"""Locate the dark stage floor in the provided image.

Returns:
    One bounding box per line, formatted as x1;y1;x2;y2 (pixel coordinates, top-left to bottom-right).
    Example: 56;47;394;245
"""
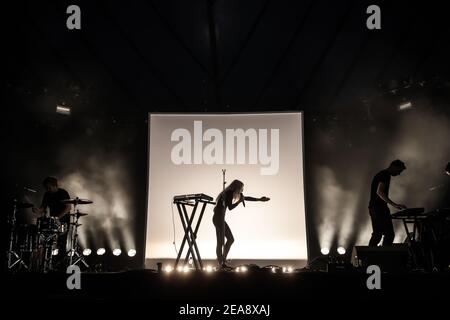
3;268;450;302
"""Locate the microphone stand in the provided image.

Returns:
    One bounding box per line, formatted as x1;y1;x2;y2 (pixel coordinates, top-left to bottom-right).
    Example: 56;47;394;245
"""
222;169;226;207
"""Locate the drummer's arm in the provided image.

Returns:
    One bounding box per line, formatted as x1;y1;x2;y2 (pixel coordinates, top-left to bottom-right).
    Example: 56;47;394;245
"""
32;207;45;215
33;195;47;215
57;204;71;219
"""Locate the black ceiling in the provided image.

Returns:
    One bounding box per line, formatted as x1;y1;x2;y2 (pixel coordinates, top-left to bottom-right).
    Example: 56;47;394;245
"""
3;0;450;115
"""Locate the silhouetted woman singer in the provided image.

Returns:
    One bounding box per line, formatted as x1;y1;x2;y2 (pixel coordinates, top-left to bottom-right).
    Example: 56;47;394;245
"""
213;179;270;269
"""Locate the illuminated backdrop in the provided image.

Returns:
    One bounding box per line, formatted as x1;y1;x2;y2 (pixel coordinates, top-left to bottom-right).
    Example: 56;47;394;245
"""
146;113;307;263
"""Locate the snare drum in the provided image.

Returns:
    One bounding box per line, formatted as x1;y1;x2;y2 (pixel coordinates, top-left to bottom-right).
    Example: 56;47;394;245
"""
37;216;61;234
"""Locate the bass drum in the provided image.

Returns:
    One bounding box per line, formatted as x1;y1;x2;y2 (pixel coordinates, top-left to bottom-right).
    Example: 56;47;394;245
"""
37;216;61;234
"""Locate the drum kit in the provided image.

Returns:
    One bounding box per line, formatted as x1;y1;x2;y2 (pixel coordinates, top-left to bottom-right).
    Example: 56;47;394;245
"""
6;197;93;273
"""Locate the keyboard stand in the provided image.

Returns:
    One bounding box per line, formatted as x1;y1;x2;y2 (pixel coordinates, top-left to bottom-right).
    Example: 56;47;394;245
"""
173;196;215;270
393;215;427;270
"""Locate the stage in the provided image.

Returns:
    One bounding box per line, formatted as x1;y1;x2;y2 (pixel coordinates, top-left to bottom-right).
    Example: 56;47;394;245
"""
4;268;450;302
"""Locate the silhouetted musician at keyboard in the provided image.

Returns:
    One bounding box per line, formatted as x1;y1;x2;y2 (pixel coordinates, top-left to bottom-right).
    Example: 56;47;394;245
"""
368;160;408;247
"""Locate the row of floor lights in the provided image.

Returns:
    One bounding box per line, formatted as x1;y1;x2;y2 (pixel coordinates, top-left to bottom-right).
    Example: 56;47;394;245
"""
80;248;137;257
162;264;295;274
321;247;347;255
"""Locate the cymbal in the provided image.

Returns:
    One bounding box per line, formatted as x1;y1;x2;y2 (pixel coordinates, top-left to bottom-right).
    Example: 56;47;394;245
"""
61;198;93;205
69;212;88;217
14;200;33;209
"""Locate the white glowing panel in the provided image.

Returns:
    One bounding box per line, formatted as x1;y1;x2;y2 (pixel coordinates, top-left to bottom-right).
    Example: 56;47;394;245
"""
146;113;307;260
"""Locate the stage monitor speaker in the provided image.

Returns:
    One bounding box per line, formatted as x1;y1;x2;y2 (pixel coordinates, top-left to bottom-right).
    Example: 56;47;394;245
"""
351;245;410;272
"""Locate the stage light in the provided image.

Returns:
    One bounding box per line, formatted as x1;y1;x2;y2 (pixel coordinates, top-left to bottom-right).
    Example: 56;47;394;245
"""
282;266;293;273
321;248;330;255
67;250;75;257
271;267;277;273
165;266;173;273
56;105;71;115
97;248;106;256
398;101;412;111
127;249;136;257
337;247;346;255
61;166;135;269
236;266;247;273
113;248;122;256
205;265;213;273
183;265;189;273
82;248;92;256
287;266;293;273
52;249;59;256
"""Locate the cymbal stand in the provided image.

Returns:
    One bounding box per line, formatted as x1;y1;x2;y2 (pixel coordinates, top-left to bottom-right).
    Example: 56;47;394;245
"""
40;230;58;273
67;207;89;269
6;199;28;271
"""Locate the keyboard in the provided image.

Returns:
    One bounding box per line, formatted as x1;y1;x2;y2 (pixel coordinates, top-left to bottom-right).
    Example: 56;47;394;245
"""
391;207;426;219
173;193;214;202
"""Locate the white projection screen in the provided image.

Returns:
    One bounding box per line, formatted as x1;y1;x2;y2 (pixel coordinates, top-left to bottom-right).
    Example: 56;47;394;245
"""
146;112;307;268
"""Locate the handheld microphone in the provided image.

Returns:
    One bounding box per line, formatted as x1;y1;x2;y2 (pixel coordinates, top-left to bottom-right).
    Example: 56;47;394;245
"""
241;193;245;207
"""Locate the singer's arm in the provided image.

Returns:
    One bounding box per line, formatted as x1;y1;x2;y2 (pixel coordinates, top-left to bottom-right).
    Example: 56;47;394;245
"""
244;196;270;202
227;202;241;210
226;193;241;211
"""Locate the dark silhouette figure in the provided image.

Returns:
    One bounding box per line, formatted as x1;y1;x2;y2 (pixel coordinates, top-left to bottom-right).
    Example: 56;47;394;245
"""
213;180;269;268
32;176;71;221
32;176;71;261
368;160;407;246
